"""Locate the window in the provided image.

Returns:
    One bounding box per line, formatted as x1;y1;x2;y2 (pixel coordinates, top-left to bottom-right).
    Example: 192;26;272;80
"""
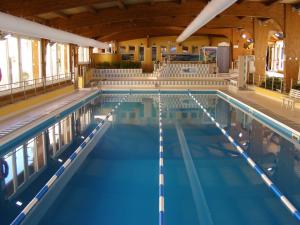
20;38;34;82
3;134;46;197
270;40;284;72
182;46;189;54
78;47;90;63
0;39;9;89
129;46;135;54
119;46;126;54
139;46;144;62
152;47;157;61
0;36;42;90
161;46;167;55
92;48;99;53
48;123;60;156
15;146;25;187
192;46;199;54
60;115;73;147
4;153;14;196
27;139;37;177
8;36;20;86
46;42;70;79
46;42;57;78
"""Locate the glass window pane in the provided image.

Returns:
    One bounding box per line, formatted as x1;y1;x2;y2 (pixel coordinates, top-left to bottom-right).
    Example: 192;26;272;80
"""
21;38;33;82
36;133;45;169
27;139;36;177
48;126;54;156
152;47;157;61
3;153;14;196
15;146;25;187
8;36;20;85
139;47;144;62
46;44;52;77
51;43;57;76
0;39;9;89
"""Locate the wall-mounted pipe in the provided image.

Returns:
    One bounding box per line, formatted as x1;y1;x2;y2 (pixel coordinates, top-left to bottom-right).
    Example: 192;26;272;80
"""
0;12;108;49
176;0;237;43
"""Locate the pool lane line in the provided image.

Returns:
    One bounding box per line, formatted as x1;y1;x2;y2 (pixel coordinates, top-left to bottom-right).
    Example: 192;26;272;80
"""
188;92;300;222
158;93;165;225
11;94;129;225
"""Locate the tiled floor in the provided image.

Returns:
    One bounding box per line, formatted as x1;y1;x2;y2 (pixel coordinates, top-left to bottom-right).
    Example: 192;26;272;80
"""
225;89;300;132
0;89;96;140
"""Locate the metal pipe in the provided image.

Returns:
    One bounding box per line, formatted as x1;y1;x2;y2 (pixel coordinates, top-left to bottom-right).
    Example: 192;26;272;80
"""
0;12;108;49
176;0;237;42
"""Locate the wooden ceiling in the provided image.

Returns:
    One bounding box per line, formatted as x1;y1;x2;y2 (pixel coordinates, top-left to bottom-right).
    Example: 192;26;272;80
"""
0;0;298;42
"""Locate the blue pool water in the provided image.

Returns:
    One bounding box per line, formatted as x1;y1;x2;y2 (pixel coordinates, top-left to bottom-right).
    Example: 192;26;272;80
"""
3;92;300;225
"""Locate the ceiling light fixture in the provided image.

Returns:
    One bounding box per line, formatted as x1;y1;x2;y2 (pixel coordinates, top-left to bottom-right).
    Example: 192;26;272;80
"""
0;12;108;49
176;0;237;43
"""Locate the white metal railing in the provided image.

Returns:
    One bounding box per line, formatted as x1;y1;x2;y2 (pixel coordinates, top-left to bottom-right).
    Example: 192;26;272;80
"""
0;73;73;97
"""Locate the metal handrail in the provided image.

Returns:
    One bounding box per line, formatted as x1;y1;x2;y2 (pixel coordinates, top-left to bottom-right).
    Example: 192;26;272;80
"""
0;73;73;97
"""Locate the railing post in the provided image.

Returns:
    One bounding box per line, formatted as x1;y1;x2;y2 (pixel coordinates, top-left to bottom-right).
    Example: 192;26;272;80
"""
34;79;37;95
23;81;26;99
265;75;267;89
10;83;14;103
43;77;46;93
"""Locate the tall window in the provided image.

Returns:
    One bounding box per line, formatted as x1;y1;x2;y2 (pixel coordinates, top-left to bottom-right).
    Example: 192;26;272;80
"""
0;35;41;89
57;44;70;75
0;39;9;89
20;39;33;82
139;46;144;62
78;47;90;63
182;46;189;54
3;134;46;197
46;42;70;78
161;46;167;55
192;46;199;54
270;40;284;72
119;46;126;54
152;47;157;61
8;36;20;85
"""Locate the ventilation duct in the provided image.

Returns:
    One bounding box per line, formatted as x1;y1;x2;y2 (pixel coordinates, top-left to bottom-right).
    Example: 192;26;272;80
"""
176;0;237;43
0;12;108;49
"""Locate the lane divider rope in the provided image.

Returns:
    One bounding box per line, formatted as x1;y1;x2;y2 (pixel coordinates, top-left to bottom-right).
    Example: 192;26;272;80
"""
11;94;129;225
188;92;300;222
158;93;165;225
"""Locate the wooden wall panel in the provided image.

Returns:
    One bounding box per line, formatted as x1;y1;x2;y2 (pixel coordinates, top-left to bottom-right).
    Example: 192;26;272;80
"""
254;19;270;85
284;5;300;90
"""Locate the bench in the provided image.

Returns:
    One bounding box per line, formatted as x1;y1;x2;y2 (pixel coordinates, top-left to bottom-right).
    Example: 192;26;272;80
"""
282;89;300;110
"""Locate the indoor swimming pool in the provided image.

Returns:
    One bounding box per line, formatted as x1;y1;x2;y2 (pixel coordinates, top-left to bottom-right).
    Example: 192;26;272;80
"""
2;91;300;225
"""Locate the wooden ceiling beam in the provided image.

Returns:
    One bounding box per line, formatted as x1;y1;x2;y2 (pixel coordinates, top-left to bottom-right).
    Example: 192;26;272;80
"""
70;15;254;38
46;1;283;31
47;1;206;30
97;26;231;42
0;0;111;17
